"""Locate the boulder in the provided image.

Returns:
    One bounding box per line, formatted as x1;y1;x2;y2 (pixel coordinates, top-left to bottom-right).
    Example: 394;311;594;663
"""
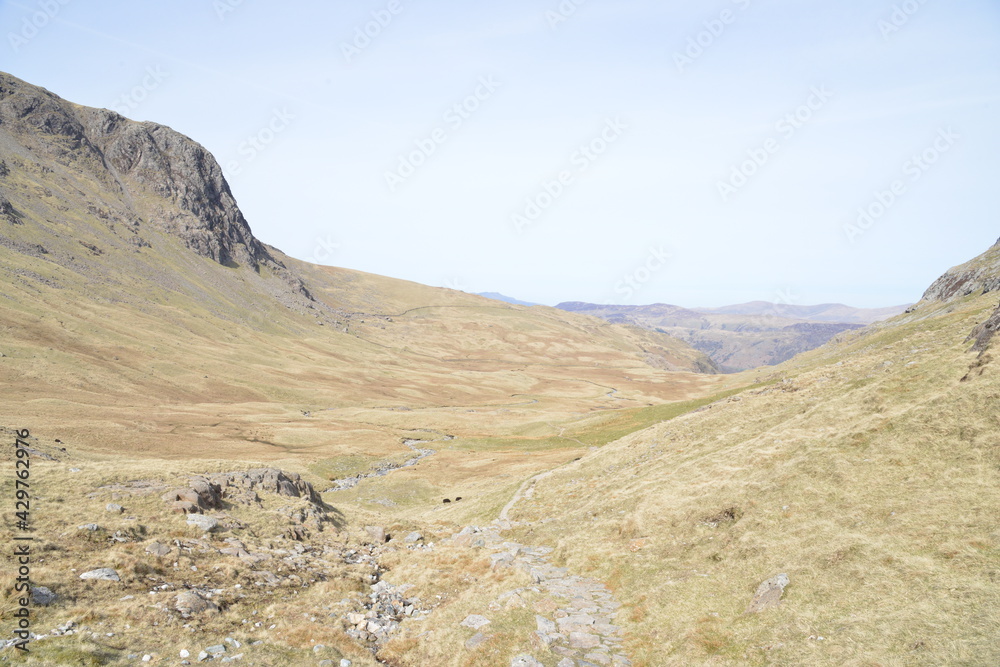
79;568;120;582
175;590;219;615
365;526;387;544
30;586;57;605
186;515;219;532
145;542;171;557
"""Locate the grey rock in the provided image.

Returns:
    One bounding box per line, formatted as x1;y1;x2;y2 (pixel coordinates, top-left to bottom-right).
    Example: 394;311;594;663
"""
747;573;790;613
175;590;219;615
145;542;171;557
105;503;124;513
535;615;556;634
364;526;387;544
464;632;491;650
340;660;353;667
79;568;120;581
569;631;601;649
30;586;57;605
204;643;226;655
460;614;491;630
404;531;423;543
77;523;100;532
510;654;543;667
558;660;576;667
186;515;219;532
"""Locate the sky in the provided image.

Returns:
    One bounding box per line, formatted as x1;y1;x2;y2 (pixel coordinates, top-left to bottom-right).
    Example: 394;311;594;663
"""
2;0;998;308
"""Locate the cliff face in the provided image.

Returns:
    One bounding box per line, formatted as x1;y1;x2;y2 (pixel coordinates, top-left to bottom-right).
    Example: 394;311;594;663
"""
0;71;269;271
922;238;1000;302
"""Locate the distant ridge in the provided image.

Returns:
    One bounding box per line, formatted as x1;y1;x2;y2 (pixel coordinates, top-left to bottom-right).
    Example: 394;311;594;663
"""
556;300;909;372
478;292;539;307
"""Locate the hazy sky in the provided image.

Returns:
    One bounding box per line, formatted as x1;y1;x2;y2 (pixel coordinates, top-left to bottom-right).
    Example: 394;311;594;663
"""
3;0;999;307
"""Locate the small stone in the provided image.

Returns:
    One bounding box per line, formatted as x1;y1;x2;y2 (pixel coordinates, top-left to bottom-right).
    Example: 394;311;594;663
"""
146;542;171;557
364;525;387;544
464;632;491;650
404;531;424;543
106;503;124;513
78;523;100;532
746;573;790;613
187;515;219;532
176;591;219;615
142;656;151;663
180;649;190;658
340;660;353;667
79;568;120;582
460;614;491;630
510;654;543;667
197;651;208;662
204;644;226;655
30;586;57;606
558;660;575;667
569;631;601;649
535;615;556;634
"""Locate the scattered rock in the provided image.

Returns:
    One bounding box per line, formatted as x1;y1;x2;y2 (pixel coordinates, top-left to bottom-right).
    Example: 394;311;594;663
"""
78;523;100;532
464;632;491;650
460;614;491;630
146;542;171;557
175;590;220;615
536;615;556;634
186;515;219;533
404;531;423;543
79;568;120;582
569;631;601;649
746;573;790;613
364;526;387;544
511;654;543;667
180;649;190;659
105;503;124;513
30;586;57;605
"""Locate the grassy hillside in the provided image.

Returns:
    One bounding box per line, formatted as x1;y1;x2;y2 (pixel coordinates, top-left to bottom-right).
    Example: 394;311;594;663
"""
497;292;1000;666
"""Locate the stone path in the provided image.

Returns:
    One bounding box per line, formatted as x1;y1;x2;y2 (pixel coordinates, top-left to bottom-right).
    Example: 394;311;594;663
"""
454;518;632;666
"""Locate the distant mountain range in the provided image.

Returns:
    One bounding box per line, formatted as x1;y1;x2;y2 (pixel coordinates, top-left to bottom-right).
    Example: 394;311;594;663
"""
477;292;540;307
556;301;911;373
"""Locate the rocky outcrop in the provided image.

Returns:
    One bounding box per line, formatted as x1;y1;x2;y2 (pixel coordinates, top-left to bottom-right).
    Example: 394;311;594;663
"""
0;72;268;271
210;468;324;506
967;302;1000;353
922;238;1000;302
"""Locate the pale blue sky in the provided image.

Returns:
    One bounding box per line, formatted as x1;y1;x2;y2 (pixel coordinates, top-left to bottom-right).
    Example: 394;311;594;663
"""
2;0;998;307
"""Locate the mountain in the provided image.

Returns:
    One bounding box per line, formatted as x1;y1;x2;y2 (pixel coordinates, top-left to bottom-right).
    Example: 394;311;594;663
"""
555;301;909;372
477;292;540;307
694;301;910;325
